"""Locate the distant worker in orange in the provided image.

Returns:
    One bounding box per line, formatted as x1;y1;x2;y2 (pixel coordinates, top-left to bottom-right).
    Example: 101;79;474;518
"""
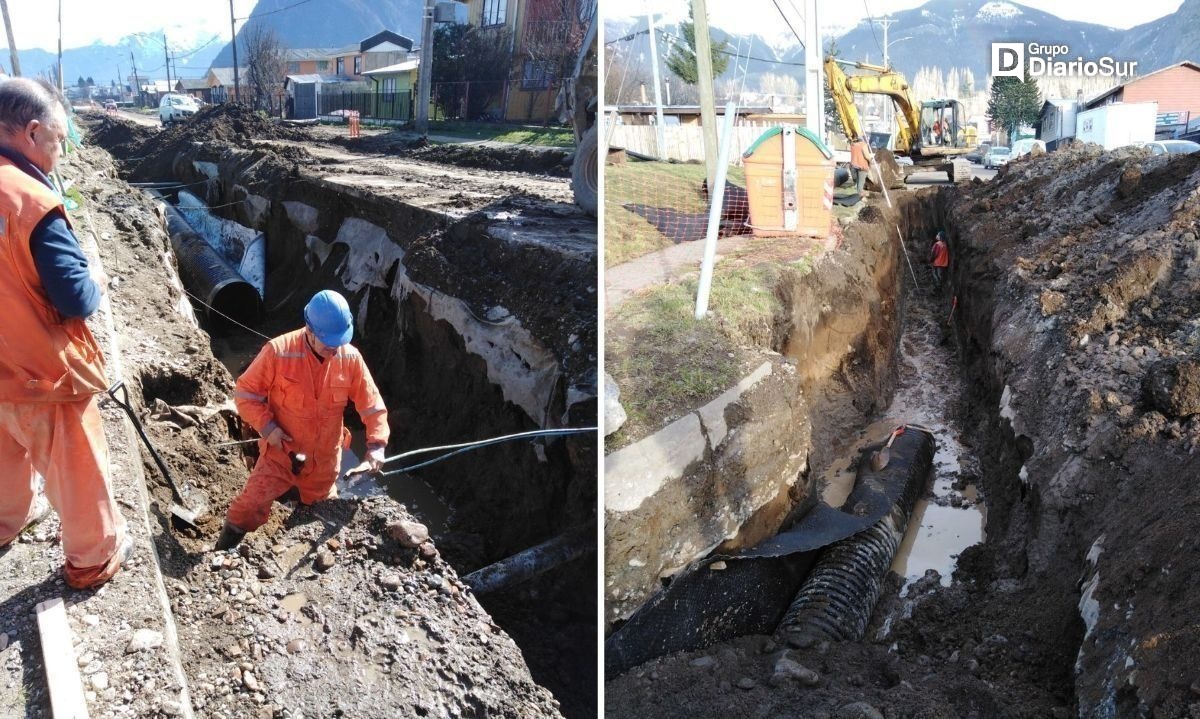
217;290;390;550
849;138;871;195
929;230;950;290
0;78;132;588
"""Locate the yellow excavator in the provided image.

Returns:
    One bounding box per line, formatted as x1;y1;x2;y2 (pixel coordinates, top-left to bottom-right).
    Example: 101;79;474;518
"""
825;56;976;185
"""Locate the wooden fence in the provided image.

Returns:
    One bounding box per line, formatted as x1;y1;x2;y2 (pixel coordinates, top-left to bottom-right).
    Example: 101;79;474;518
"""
604;122;824;164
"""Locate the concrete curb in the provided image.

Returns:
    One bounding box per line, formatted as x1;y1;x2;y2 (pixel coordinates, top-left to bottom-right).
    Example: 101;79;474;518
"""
605;361;774;514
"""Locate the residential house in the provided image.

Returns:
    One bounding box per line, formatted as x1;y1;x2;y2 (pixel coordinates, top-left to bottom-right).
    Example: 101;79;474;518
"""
1037;97;1082;150
362;59;420;121
205;67;248;103
1083;61;1200;139
328;30;415;83
284;48;339;76
465;0;593;123
174;78;212;103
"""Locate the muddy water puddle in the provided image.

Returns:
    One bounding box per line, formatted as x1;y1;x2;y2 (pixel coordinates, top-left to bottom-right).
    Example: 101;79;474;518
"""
819;296;985;588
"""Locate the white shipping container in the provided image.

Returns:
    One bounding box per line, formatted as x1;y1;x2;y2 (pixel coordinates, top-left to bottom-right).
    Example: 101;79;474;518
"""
1075;102;1158;150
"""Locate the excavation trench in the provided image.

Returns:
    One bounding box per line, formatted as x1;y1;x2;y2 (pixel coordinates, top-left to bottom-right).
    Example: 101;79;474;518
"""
170;162;595;716
607;185;1092;716
83;112;597;717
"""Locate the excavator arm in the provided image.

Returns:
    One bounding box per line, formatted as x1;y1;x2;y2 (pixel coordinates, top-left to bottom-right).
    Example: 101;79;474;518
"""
823;56;922;153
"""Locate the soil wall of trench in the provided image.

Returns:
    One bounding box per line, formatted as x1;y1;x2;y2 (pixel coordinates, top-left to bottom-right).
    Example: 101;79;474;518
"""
605;204;908;630
930;146;1200;717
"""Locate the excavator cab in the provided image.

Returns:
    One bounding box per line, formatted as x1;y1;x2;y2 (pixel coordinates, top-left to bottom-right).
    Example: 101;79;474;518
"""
917;100;967;151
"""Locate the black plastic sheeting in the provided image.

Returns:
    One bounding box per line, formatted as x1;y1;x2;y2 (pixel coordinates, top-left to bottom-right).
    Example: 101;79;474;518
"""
604;427;936;677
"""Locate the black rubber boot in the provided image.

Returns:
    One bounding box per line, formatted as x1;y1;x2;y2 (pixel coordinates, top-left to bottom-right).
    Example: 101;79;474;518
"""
214;522;246;551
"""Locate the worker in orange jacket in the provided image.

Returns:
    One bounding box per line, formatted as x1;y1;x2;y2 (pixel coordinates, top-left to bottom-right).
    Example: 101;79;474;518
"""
217;290;389;549
929;230;950;290
0;78;131;588
849;139;871;195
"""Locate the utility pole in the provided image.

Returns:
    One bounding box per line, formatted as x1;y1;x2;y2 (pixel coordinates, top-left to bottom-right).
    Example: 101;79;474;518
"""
691;0;719;188
56;0;63;91
229;0;239;102
876;15;895;131
803;0;823;139
163;31;171;91
131;51;140;106
1;0;20;76
646;13;667;157
415;0;434;134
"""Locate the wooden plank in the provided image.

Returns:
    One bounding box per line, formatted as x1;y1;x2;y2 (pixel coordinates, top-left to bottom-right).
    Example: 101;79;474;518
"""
35;598;90;719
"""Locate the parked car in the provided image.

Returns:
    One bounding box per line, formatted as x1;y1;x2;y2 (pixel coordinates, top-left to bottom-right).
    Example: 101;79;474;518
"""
159;94;199;125
1143;140;1200;156
966;142;992;164
1010;138;1046;159
103;99;117;112
983;146;1011;169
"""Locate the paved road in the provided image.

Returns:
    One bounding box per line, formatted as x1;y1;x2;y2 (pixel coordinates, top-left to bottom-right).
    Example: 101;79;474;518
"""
905;162;998;185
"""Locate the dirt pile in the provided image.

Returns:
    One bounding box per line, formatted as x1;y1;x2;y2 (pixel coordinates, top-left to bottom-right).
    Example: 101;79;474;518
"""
81;115;157;159
337;131;571;176
81;105;311;181
941;142;1200;717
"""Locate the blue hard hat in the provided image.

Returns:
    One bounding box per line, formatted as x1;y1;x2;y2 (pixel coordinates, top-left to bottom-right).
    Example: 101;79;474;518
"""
304;290;353;347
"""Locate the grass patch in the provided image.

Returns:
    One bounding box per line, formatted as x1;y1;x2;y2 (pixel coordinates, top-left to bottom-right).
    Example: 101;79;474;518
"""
428;120;574;147
605;159;746;267
606;263;784;449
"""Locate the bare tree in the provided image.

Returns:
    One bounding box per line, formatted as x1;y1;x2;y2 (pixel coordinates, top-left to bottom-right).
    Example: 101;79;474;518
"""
518;0;587;123
242;25;285;112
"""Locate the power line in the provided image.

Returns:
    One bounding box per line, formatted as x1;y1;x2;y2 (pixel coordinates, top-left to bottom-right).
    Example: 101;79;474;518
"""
771;0;805;49
658;30;805;68
863;0;884;61
237;0;315;21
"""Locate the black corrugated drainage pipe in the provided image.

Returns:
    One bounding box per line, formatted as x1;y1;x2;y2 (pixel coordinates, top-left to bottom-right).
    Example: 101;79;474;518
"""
160;200;262;331
604;425;936;676
775;426;936;645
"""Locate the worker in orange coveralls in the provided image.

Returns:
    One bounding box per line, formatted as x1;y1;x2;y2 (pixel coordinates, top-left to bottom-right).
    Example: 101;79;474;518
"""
849;138;871;195
929;230;950;291
216;290;389;550
0;78;132;588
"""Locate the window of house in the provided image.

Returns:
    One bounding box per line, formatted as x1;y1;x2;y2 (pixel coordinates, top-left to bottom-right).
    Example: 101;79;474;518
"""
317;60;329;72
287;61;300;73
336;57;345;75
382;77;397;93
521;59;553;90
483;0;506;26
354;56;362;75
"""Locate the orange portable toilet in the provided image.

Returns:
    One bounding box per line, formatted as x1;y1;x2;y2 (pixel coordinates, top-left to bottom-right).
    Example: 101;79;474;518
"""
742;126;835;238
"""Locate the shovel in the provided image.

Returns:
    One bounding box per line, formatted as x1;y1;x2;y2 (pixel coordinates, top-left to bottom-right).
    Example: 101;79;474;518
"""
870;425;906;472
105;381;206;529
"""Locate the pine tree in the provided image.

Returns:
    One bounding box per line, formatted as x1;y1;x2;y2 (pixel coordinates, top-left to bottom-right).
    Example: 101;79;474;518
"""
665;7;730;85
987;70;1041;142
823;40;844;136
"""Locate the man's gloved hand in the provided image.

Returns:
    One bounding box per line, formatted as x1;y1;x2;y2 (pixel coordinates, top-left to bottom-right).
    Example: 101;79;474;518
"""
367;447;386;473
265;424;293;450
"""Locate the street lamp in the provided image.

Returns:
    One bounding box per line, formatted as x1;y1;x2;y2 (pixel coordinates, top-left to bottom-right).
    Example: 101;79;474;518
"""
881;35;910;133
